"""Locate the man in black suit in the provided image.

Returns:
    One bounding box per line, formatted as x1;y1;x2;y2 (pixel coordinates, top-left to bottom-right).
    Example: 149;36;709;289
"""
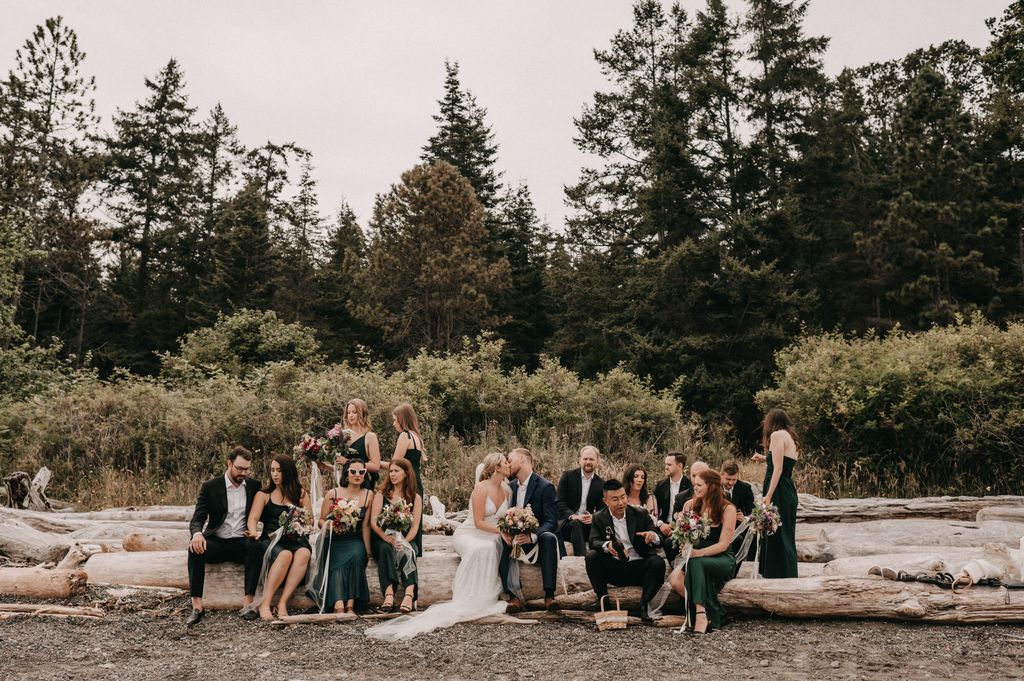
721;459;756;574
655;460;707;561
186;446;261;626
555;445;605;556
652;452;690;556
585;479;666;622
501;448;562;612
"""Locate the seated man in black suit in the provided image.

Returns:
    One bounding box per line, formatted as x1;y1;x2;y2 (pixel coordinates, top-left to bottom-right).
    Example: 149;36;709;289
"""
652;452;691;557
721;459;756;574
585;479;666;622
555;445;605;555
186;446;261;626
656;460;708;561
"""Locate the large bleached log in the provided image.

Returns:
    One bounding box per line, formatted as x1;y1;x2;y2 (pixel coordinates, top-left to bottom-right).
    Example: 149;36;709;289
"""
0;507;186;534
123;529;191;552
977;507;1024;523
721;576;1024;623
822;544;1022;577
796;494;1024;523
0;567;87;599
84;549;593;610
0;518;70;563
796;519;1024;548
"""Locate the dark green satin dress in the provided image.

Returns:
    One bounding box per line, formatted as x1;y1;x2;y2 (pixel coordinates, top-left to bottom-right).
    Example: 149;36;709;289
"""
684;524;734;628
759;456;798;578
401;430;424;557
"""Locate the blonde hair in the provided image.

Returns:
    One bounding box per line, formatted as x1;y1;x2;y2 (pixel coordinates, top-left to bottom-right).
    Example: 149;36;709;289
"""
392;402;420;436
345;398;371;430
510;447;533;465
479;452;507;481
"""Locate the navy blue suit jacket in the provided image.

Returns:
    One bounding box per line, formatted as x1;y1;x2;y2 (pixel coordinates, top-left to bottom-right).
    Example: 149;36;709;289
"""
509;472;558;537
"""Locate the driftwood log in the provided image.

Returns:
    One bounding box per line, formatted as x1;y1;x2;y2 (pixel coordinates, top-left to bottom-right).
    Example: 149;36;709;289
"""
796;519;1024;549
977;507;1024;523
822;544;1022;578
0;567;87;599
796;494;1024;523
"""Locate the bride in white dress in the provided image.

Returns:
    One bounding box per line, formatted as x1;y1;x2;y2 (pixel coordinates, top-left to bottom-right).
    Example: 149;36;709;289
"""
365;452;512;640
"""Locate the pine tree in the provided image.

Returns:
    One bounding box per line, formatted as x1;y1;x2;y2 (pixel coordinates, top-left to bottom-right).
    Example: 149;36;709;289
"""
99;58;201;371
0;17;100;352
421;61;501;211
353;161;509;355
274;158;325;321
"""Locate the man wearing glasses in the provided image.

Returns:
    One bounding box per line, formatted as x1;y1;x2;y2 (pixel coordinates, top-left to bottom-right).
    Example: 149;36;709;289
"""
186;446;261;626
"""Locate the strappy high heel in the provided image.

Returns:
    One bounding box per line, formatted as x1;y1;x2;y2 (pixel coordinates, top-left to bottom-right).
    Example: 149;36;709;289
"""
400;590;416;613
382;586;395;612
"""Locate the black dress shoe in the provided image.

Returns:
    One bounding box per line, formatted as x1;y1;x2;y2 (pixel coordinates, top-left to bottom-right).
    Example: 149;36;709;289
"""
240;608;259;621
186;609;205;626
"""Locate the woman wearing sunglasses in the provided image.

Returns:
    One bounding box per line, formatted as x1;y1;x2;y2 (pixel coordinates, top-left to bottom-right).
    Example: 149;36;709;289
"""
310;459;373;613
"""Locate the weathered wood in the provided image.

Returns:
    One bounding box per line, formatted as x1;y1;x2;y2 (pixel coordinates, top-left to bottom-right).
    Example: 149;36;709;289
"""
0;518;69;563
977;507;1024;523
0;507;186;534
720;576;1024;623
797;494;1024;523
0;567;87;599
796;519;1024;548
822;545;1022;578
0;603;104;617
272;612;357;625
123;529;190;552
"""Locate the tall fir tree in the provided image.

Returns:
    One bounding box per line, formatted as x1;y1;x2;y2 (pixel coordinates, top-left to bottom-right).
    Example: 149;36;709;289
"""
354;161;509;356
421;60;502;211
98;58;201;371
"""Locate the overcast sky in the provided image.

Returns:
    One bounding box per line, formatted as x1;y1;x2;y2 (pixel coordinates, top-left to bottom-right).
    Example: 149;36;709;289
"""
0;1;1013;233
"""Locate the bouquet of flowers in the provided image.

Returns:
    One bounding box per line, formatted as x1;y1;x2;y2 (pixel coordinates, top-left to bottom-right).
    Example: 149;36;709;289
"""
671;509;711;547
325;423;359;465
498;506;540;561
377;498;414;534
294;433;329;462
326;497;362;536
278;505;314;539
749;503;781;536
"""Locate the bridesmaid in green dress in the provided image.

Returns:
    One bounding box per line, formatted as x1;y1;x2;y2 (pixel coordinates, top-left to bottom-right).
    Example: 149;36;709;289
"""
755;408;800;579
344;398;382;490
369;458;423;613
390;402;426;556
310;459;372;613
667;468;737;633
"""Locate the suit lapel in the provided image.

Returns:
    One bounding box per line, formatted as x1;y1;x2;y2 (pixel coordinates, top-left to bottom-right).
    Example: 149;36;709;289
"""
523;473;538;507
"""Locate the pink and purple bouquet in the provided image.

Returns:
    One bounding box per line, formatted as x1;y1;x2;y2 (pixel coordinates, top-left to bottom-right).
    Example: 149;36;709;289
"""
671;509;711;546
326;497;362;536
749;503;781;536
377;498;414;534
497;506;539;537
278;505;314;539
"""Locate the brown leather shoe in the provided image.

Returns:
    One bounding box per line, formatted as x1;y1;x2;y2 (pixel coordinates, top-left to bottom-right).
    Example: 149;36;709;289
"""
505;598;524;614
544;597;561;612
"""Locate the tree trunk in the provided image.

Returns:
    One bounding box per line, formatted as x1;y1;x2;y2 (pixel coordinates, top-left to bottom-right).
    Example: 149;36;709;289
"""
0;568;87;599
977;507;1024;523
797;494;1024;523
796;519;1024;548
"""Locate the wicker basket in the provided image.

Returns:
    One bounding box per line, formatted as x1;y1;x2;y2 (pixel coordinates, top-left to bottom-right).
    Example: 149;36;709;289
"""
594;594;628;631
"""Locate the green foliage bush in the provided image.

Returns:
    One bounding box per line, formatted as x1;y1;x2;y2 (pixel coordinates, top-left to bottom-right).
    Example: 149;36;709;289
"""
756;315;1024;495
160;308;323;379
0;333;728;508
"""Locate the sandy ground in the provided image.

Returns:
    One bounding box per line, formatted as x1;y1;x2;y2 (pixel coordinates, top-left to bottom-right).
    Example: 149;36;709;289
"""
1;590;1023;681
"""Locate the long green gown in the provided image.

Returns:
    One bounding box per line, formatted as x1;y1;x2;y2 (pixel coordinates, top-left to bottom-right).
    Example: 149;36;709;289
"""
759;456;799;578
684;525;735;629
401;430;424;557
371;495;420;600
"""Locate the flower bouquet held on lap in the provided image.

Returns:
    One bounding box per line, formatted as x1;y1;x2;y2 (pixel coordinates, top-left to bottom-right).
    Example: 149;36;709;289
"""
671;509;711;564
378;499;416;576
280;506;315;539
746;503;780;578
326;498;362;535
498;507;539;561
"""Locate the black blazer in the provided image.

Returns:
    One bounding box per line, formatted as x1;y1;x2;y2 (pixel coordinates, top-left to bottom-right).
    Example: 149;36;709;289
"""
189;474;261;538
671;486;695;518
726;479;755;517
587;505;660;559
555;468;605;528
508;472;559;537
653;476;692;524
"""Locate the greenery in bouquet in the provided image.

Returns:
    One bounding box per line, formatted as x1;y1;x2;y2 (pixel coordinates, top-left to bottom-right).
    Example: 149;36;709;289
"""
377;498;413;534
749;503;781;536
497;506;539;536
670;509;711;546
327;497;362;535
278;505;314;539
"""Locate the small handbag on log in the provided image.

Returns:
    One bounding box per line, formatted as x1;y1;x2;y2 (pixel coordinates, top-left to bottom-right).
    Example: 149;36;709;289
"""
595;594;628;631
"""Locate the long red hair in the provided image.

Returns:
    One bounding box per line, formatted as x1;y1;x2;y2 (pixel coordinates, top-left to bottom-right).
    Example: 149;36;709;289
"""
691;469;731;525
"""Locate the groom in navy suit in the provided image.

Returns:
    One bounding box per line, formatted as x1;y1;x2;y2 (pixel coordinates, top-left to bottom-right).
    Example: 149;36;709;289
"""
501;447;562;613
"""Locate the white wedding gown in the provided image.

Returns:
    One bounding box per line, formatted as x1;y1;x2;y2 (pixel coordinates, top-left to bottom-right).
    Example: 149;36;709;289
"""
365;493;510;640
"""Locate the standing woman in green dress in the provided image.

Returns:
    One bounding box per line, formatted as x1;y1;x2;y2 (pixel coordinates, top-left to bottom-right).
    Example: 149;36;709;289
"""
391;402;426;556
667;468;737;633
344;398;382;490
754;408;800;578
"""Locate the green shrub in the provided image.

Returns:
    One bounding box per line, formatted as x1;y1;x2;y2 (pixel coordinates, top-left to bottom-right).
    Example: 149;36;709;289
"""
756;314;1024;495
